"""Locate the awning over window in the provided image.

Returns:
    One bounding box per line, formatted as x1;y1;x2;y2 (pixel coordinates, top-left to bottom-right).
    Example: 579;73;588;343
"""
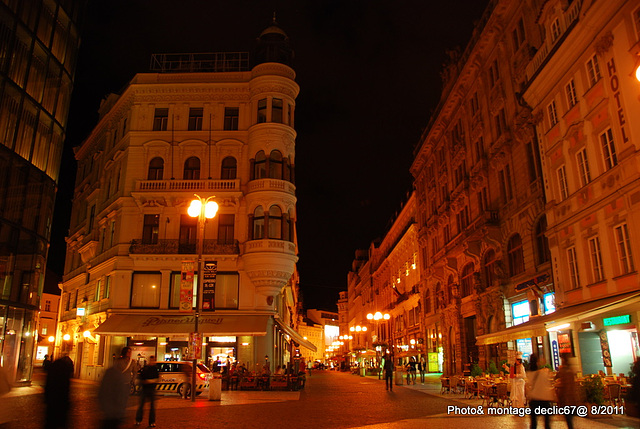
93;313;270;336
476;291;640;346
273;318;317;352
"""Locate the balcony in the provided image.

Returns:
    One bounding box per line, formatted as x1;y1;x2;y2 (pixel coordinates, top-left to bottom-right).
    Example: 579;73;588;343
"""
129;239;240;255
244;239;296;255
247;178;296;196
135;179;239;192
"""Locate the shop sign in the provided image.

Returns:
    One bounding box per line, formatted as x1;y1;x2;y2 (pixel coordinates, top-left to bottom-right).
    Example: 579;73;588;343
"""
514;273;549;292
516;338;532;361
202;260;217;311
599;330;612;367
551;340;560;370
603;314;631;327
557;332;572;354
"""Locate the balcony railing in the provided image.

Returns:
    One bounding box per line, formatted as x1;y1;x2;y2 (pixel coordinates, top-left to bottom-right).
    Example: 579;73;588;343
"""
135;179;239;192
247;178;296;195
129;239;240;255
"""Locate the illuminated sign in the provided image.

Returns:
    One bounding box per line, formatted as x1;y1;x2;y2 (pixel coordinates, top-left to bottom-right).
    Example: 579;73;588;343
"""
543;293;556;314
512;301;530;326
76;307;85;316
603;314;631;327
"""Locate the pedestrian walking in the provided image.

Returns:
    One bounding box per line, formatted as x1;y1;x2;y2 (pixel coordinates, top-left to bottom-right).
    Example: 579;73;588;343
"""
116;346;138;394
98;361;130;429
42;355;52;371
555;354;578;429
182;362;192;399
383;353;394;391
510;352;526;407
135;356;159;427
419;358;426;383
527;353;555;429
44;354;74;429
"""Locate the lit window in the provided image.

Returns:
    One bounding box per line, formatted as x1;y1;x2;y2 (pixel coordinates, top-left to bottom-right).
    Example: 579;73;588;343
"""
512;300;530;326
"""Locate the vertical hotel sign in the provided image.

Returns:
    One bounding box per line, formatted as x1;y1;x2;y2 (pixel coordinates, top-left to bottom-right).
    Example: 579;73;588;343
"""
202;260;217;311
180;261;195;313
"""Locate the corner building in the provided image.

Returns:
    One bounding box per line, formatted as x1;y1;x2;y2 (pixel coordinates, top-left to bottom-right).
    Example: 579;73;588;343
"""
58;21;315;380
0;0;85;383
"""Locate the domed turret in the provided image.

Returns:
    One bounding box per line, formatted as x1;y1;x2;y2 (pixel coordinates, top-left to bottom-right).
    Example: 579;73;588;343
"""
254;14;294;66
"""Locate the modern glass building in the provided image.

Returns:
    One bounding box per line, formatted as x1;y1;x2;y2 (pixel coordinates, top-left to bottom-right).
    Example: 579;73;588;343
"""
0;0;85;383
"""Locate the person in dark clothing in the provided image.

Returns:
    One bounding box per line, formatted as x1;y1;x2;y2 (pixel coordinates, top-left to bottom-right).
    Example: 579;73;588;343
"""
42;355;52;371
383;354;394;391
135;356;159;427
98;362;130;429
44;354;74;429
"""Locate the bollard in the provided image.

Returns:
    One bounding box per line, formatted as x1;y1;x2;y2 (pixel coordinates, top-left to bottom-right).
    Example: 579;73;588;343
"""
208;375;222;401
394;366;403;385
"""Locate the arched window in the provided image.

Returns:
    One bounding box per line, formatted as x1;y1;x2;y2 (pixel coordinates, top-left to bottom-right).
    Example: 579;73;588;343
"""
268;205;282;239
507;234;525;276
147;157;164;180
183;156;200;180
253;151;266;179
483;249;496;287
460;264;475;297
535;216;551;265
252;206;264;239
221;156;237;180
282;209;294;242
269;150;283;179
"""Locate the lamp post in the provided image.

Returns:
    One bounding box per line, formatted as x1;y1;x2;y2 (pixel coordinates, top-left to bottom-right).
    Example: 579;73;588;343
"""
187;194;218;401
367;311;390;377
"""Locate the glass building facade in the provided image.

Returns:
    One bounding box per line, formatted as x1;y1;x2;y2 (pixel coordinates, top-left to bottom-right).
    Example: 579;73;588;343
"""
0;0;85;383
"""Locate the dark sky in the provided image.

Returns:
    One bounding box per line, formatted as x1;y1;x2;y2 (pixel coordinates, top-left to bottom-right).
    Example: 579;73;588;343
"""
47;0;489;310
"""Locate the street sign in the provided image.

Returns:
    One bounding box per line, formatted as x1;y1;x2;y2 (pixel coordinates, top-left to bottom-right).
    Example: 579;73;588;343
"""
180;261;195;313
202;260;217;311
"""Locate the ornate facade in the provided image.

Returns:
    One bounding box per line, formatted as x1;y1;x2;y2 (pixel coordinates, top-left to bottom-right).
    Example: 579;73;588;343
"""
57;20;315;380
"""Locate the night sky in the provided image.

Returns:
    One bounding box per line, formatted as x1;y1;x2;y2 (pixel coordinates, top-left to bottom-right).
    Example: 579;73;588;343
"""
47;0;489;310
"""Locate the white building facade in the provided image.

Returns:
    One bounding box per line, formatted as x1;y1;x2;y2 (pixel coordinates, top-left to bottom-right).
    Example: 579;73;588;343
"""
57;22;315;380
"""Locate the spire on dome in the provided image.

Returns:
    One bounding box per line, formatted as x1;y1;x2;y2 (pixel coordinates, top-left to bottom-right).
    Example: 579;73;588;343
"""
254;14;294;66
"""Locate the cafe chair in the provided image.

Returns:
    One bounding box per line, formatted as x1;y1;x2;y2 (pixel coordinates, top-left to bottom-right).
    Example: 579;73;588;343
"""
440;377;450;394
605;383;622;406
465;379;478;399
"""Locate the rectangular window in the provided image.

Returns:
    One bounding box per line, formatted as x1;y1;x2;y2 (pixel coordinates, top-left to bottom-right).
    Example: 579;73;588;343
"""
224;107;239;130
550;18;561;42
131;272;161;308
470;92;479;116
153;108;168;131
477;187;488;213
105;275;111;299
188;108;203;131
64;293;70;311
499;164;513;203
109;221;116;248
179;214;197;253
576;148;591;187
474;137;484;162
512;300;530;326
42;323;48;335
588;236;605;282
73;289;78;308
600;128;618;170
557;165;568;200
495;109;506;136
565;79;577;108
94;279;102;302
257;99;267;123
634;7;640;40
547;101;558;127
586;54;601;87
525;142;539;183
217;214;235;244
122;118;127;137
272;98;283;123
142;214;160;244
44;300;51;311
443;224;451;244
169;272;239;309
489;60;500;88
614;223;635;274
88;205;95;232
512;18;526;49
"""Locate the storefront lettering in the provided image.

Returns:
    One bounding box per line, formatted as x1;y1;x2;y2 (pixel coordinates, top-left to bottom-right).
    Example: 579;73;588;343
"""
141;316;223;327
606;58;629;143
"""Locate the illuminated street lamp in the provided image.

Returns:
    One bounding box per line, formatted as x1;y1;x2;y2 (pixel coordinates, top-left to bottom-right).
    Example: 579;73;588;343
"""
187;194;218;401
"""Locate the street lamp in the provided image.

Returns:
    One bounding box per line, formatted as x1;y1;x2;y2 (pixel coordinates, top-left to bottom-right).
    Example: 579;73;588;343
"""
187;194;218;401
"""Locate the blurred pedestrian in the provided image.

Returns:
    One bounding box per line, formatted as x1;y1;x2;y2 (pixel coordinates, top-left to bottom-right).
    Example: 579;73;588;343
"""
115;347;138;394
630;358;640;418
98;359;130;429
383;353;394;391
42;355;52;371
0;364;13;428
44;354;74;429
527;354;555;429
135;356;158;427
181;363;192;399
555;354;578;429
510;352;526;407
419;358;426;383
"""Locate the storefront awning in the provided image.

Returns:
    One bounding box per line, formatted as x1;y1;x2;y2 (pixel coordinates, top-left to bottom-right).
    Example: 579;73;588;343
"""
93;313;270;336
476;291;640;346
273;318;317;352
